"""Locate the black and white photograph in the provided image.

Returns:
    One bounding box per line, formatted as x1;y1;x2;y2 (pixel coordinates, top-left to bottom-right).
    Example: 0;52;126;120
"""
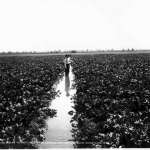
0;0;150;149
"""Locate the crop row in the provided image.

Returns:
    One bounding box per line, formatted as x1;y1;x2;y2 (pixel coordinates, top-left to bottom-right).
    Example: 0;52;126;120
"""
71;54;150;148
0;56;64;148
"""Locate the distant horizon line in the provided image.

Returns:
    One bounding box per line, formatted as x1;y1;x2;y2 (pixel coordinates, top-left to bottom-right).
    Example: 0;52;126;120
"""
1;48;150;52
1;49;150;54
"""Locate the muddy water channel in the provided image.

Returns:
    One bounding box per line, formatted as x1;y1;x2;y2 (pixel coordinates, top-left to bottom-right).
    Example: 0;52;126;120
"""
39;66;76;148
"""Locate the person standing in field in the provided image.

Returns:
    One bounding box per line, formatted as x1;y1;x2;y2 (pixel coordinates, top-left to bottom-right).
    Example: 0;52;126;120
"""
64;54;71;75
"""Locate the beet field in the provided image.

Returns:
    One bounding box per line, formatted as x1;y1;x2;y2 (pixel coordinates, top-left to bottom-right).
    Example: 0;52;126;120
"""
71;53;150;148
0;55;64;148
1;53;150;148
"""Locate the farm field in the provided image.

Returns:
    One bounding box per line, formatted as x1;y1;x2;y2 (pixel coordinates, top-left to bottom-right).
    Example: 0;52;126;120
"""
71;53;150;148
0;53;150;148
1;49;150;57
0;56;64;148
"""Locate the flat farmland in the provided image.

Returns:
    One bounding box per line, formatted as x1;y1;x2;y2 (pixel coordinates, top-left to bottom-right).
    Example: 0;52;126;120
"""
71;53;150;148
1;50;150;57
0;55;64;148
0;53;150;148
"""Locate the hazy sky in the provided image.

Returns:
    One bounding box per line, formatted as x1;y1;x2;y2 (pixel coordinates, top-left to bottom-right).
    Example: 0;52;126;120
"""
0;0;150;52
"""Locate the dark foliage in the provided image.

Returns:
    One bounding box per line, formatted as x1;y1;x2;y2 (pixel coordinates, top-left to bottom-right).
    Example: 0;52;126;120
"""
71;54;150;148
0;56;64;148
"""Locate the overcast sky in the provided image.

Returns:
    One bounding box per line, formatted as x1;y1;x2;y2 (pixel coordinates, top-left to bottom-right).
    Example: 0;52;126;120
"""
0;0;150;52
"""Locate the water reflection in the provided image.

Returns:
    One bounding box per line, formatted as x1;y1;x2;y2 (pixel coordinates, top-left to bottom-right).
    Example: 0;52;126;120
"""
39;66;76;148
65;72;70;96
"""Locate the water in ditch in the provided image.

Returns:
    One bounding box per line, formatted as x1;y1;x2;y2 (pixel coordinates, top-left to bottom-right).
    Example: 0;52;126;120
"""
39;66;76;148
